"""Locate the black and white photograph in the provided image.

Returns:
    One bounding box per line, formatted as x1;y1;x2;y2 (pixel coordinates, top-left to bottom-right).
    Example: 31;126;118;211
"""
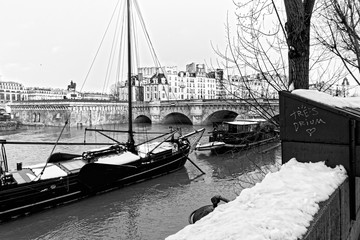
0;0;360;239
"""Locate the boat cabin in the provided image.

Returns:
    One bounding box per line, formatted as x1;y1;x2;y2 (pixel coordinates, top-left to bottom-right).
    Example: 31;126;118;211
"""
209;119;271;144
223;121;261;134
214;119;267;134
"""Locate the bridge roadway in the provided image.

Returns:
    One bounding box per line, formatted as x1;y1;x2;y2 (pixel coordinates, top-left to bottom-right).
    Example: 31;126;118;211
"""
8;98;279;127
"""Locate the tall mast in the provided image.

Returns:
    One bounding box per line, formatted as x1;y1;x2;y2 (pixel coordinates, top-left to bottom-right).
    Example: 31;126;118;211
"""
127;0;135;151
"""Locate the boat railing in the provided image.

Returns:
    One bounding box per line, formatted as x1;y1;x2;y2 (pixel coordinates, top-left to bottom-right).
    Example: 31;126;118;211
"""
0;139;114;179
0;141;114;146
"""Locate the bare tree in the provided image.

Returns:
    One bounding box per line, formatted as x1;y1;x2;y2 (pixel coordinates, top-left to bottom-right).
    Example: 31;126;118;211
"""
211;0;315;125
315;0;360;85
218;0;317;90
216;0;348;94
109;81;121;100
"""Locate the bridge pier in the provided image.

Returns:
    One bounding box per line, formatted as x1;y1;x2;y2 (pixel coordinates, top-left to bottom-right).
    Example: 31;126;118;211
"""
190;103;203;125
148;101;161;124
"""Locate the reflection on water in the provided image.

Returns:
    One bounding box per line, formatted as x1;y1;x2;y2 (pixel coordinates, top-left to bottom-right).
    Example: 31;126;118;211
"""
0;124;281;240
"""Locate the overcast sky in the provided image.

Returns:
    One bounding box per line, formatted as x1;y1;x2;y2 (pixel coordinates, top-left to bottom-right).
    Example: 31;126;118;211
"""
0;0;236;92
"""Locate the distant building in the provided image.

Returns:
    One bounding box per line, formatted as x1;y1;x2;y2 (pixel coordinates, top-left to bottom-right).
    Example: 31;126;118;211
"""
118;75;144;102
138;64;217;101
224;73;284;99
0;78;112;102
0;79;24;103
82;92;110;101
24;87;68;100
309;77;351;97
126;64;284;102
0;62;288;104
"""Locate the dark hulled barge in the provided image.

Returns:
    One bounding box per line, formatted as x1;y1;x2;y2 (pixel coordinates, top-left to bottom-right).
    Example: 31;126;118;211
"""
0;128;204;221
196;119;279;153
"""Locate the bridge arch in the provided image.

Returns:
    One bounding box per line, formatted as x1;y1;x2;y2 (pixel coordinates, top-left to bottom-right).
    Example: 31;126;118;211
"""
134;115;151;124
162;112;192;125
204;110;239;125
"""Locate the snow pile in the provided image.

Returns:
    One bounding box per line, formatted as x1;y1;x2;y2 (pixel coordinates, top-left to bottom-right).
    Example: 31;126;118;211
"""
292;89;360;108
166;158;347;240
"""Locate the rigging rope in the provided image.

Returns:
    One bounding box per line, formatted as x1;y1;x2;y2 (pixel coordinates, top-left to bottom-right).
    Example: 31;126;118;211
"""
81;0;197;131
80;0;121;93
34;120;69;181
102;0;125;94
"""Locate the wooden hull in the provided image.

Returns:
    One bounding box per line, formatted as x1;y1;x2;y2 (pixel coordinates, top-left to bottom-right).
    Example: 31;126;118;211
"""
0;174;82;220
0;149;189;221
78;149;189;193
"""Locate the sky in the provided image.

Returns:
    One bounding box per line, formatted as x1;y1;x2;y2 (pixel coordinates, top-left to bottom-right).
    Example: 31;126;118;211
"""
0;0;237;92
166;158;347;240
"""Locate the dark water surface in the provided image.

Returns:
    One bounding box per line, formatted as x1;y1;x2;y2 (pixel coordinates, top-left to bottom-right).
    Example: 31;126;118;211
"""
0;124;281;240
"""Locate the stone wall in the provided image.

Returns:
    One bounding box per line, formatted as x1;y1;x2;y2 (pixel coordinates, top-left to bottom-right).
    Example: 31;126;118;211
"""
10;101;129;127
302;178;360;240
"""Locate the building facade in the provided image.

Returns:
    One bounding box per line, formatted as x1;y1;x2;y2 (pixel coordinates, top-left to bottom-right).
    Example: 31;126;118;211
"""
134;63;283;102
0;80;24;103
138;64;218;102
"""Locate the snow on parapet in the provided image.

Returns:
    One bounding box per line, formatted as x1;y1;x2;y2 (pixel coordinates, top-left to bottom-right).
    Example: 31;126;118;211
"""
292;89;360;108
166;159;347;240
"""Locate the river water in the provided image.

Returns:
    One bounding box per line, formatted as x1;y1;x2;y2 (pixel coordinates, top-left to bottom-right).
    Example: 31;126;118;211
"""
0;124;281;240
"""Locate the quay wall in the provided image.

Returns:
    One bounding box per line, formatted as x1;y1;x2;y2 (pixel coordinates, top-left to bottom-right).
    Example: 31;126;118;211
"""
279;91;360;240
302;178;360;240
9;101;129;127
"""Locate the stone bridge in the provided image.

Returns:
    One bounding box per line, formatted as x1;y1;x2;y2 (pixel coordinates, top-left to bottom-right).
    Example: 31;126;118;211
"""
9;99;279;127
133;99;279;125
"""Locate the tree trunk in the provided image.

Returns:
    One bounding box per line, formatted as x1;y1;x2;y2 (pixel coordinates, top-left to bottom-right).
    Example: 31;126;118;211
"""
288;26;311;89
284;0;315;90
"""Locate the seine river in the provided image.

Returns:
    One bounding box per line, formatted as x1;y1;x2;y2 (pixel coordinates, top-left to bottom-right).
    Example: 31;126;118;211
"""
0;124;281;240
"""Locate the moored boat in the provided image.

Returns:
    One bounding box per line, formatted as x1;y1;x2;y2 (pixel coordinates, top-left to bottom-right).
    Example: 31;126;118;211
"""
0;121;17;131
0;109;17;131
0;128;204;221
196;119;278;153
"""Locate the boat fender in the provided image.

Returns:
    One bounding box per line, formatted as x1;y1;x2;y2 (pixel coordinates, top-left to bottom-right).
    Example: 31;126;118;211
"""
188;195;230;224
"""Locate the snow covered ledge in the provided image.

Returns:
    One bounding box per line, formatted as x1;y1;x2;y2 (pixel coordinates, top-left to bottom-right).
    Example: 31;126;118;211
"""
166;159;347;240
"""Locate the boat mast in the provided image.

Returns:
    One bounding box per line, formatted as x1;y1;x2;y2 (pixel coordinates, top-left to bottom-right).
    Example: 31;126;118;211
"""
127;0;135;152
